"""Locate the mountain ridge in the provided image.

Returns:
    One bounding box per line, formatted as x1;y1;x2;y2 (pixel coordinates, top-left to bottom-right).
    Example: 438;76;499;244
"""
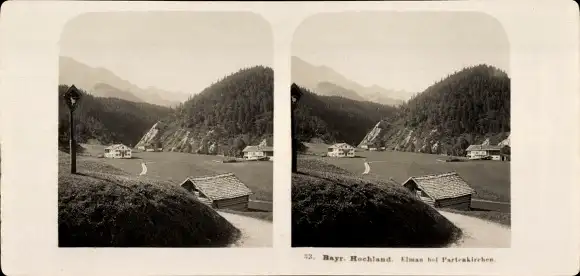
135;65;274;157
358;64;511;156
59;56;189;107
291;56;411;106
58;85;172;150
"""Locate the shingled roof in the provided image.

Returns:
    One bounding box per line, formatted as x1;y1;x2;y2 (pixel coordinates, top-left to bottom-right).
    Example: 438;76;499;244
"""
105;144;130;150
180;173;253;201
328;143;355;149
402;172;474;201
466;144;502;151
242;145;273;152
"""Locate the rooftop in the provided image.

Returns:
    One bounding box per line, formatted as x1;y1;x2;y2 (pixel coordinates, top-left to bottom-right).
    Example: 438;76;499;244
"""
181;173;253;201
403;172;474;201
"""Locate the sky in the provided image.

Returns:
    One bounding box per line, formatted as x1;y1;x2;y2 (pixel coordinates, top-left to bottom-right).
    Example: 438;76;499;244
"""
292;12;510;93
60;12;273;94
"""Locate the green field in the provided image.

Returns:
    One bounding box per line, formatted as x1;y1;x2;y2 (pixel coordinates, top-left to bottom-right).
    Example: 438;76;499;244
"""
79;144;273;201
301;143;510;202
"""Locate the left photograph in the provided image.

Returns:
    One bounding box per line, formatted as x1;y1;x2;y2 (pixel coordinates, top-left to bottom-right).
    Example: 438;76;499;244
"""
58;12;274;247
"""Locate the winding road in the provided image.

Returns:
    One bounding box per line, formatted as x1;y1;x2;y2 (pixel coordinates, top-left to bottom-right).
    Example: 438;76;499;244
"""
441;211;510;248
139;162;147;175
218;212;273;247
361;160;389;175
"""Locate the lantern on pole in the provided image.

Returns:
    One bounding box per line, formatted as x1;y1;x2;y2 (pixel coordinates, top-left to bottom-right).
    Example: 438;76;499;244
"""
63;85;82;174
290;83;303;173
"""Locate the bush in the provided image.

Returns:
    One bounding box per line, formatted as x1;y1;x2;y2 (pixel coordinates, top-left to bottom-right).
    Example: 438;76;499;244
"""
292;160;462;247
58;154;241;247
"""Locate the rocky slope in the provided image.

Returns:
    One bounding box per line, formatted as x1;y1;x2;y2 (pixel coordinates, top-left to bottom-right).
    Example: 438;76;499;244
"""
358;64;510;156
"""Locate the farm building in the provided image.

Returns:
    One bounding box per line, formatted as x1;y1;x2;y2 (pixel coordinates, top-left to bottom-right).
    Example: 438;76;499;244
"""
242;145;273;160
104;144;132;159
466;144;505;160
401;172;475;210
180;173;253;211
327;143;355;158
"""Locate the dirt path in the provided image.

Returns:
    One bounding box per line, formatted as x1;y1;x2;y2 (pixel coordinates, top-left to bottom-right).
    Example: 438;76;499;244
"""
362;162;370;174
218;212;272;248
440;211;511;248
139;162;147;175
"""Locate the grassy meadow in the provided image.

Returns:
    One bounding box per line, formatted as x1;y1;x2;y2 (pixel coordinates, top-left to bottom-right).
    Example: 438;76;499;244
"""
292;157;463;247
302;143;510;202
58;152;241;247
80;144;274;202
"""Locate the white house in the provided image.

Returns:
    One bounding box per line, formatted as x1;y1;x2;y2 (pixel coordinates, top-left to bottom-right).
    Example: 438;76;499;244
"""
242;145;274;160
104;144;132;159
465;144;503;160
327;143;356;158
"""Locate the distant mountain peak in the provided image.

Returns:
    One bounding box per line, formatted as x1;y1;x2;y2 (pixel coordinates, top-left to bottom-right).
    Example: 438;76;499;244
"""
291;56;409;106
59;56;188;107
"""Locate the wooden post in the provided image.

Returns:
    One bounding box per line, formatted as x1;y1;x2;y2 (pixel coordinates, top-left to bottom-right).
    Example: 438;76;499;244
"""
64;85;81;174
69;109;76;174
291;104;297;173
290;83;302;173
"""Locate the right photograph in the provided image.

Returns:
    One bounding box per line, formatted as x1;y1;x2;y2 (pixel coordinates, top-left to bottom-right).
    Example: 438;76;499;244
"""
290;12;511;248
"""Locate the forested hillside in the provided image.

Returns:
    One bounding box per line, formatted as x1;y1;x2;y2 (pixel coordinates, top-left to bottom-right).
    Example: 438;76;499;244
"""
360;64;511;155
135;66;274;157
294;85;397;146
58;85;172;151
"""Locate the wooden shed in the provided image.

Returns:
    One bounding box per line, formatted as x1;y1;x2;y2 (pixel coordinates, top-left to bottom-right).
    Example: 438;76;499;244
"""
401;172;475;210
180;173;253;211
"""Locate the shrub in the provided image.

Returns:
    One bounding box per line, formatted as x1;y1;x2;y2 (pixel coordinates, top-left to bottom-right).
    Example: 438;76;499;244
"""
58;154;241;247
292;160;462;247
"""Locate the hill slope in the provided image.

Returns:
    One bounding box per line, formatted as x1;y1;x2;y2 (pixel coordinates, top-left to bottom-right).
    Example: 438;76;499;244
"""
292;158;462;247
291;56;410;105
294;85;397;146
58;85;172;149
359;64;511;155
59;56;188;107
58;153;240;247
135;66;273;156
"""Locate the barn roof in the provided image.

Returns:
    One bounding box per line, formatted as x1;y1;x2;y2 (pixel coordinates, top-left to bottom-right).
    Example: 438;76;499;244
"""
466;144;502;151
402;172;474;201
242;145;273;152
180;173;253;201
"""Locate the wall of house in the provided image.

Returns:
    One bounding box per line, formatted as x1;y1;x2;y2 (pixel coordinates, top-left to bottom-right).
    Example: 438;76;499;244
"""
435;194;472;210
245;151;265;158
104;149;132;158
328;148;354;157
215;195;250;211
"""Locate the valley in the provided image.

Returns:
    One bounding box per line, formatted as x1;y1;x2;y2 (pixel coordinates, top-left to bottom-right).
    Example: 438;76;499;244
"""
81;144;273;205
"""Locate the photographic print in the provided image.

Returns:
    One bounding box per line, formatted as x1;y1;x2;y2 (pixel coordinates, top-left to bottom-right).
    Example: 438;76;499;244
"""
58;12;274;247
291;12;511;248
